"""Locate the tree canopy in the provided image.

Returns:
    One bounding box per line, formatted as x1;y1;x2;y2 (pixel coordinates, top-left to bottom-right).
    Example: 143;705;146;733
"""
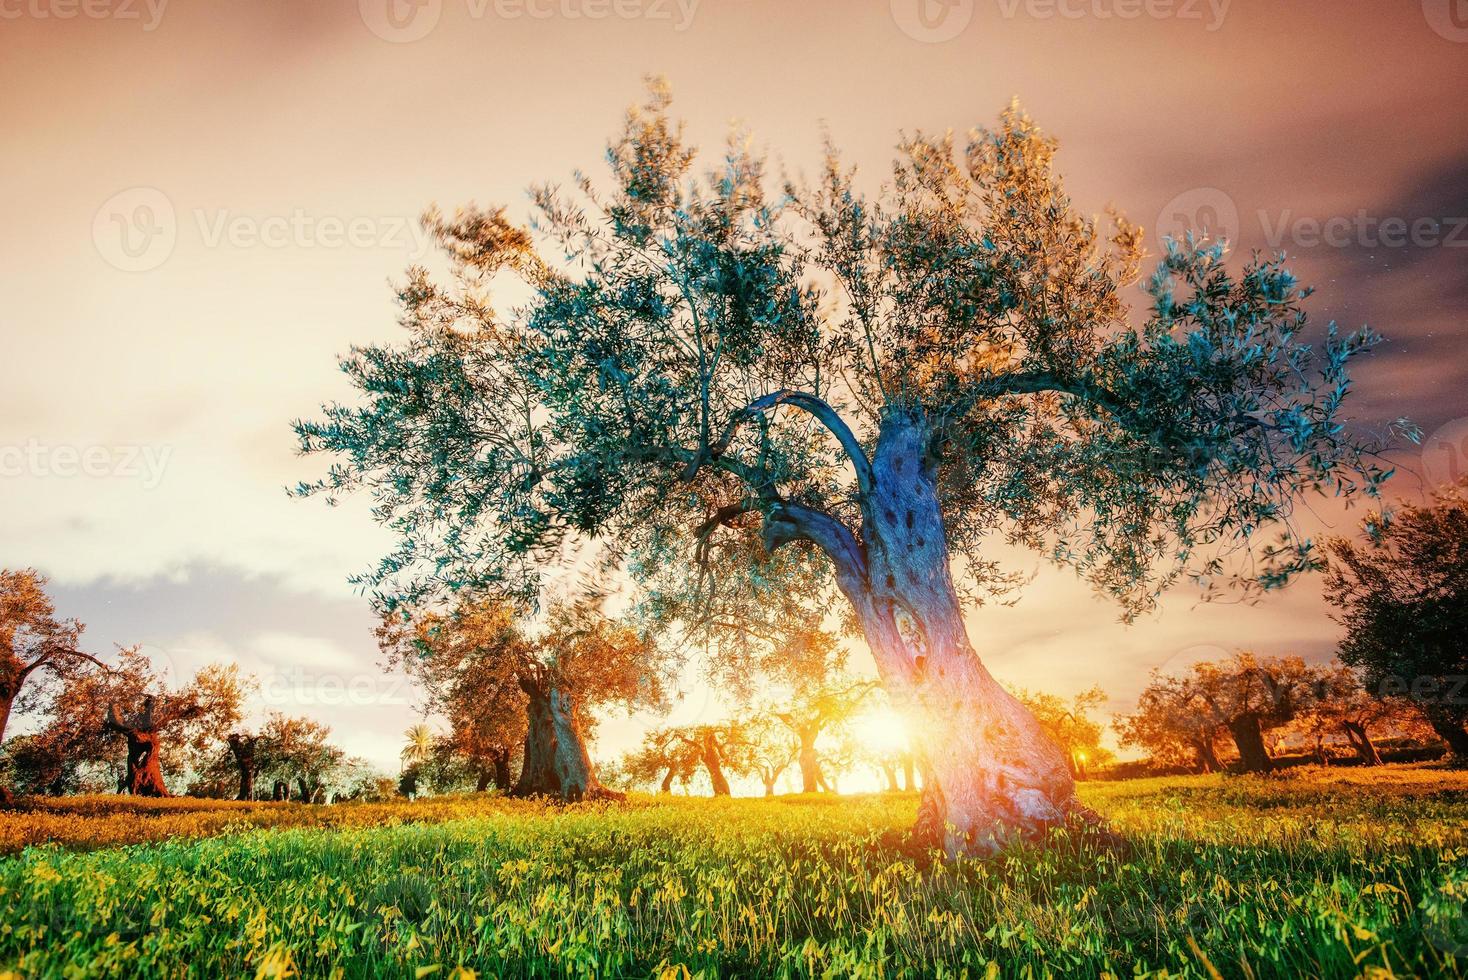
295;84;1387;627
294;81;1392;851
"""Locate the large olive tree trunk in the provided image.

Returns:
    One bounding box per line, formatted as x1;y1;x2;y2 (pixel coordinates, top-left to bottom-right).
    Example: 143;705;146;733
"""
104;701;170;797
1228;714;1274;773
765;414;1092;855
513;669;618;801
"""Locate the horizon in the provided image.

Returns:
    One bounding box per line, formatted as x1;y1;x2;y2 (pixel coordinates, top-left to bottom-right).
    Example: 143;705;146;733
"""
4;0;1466;780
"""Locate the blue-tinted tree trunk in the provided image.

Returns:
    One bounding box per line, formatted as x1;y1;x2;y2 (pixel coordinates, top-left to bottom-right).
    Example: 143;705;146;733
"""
770;414;1089;854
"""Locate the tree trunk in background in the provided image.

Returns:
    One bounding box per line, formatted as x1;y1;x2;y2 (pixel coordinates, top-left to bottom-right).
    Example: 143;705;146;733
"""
697;732;731;796
227;734;257;800
272;780;289;801
0;688;15;748
514;670;617;801
762;774;776;796
1191;736;1221;773
104;703;170;797
1422;708;1468;765
493;748;513;791
1228;714;1274;773
1342;721;1383;766
120;729;168;796
795;728;822;793
0;689;14;800
476;768;493;792
766;415;1095;856
882;762;899;792
659;766;676;793
901;754;916;791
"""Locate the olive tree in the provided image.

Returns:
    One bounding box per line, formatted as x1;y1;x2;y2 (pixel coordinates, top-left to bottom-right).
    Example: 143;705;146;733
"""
1324;481;1468;761
380;597;671;801
295;85;1387;854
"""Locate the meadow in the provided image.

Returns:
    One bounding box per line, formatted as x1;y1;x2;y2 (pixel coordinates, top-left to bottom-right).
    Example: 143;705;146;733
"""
0;767;1464;979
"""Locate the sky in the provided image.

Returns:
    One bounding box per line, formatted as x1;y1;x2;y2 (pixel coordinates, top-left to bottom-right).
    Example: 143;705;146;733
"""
2;0;1466;785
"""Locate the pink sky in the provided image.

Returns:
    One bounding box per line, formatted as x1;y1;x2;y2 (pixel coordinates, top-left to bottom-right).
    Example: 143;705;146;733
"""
3;0;1465;779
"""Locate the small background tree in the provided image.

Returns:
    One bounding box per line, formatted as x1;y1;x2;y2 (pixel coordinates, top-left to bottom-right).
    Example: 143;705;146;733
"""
1324;481;1468;762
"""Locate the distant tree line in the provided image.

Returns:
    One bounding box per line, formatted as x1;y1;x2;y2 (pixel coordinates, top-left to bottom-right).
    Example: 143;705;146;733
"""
1117;484;1468;774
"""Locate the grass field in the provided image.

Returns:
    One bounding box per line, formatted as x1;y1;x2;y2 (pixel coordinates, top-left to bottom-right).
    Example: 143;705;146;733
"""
1;767;1465;978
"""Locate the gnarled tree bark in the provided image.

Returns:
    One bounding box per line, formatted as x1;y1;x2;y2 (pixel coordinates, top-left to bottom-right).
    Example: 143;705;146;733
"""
683;729;731;796
1191;735;1222;773
1341;720;1383;766
104;698;170;797
1227;713;1273;773
513;667;619;801
763;413;1097;855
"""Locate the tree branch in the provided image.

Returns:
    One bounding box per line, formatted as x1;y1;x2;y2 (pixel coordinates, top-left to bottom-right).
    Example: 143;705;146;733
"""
18;647;114;683
685;390;875;495
761;501;869;599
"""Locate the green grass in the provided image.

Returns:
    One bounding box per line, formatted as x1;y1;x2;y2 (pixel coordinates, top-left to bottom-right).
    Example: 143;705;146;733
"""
1;767;1465;978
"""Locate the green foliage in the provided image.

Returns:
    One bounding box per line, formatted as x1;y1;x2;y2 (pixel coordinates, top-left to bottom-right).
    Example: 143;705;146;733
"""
2;770;1466;977
1325;481;1468;735
294;85;1388;644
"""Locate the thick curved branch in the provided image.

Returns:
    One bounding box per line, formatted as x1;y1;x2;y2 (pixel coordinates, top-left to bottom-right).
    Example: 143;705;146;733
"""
685;390;875;495
761;501;869;600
